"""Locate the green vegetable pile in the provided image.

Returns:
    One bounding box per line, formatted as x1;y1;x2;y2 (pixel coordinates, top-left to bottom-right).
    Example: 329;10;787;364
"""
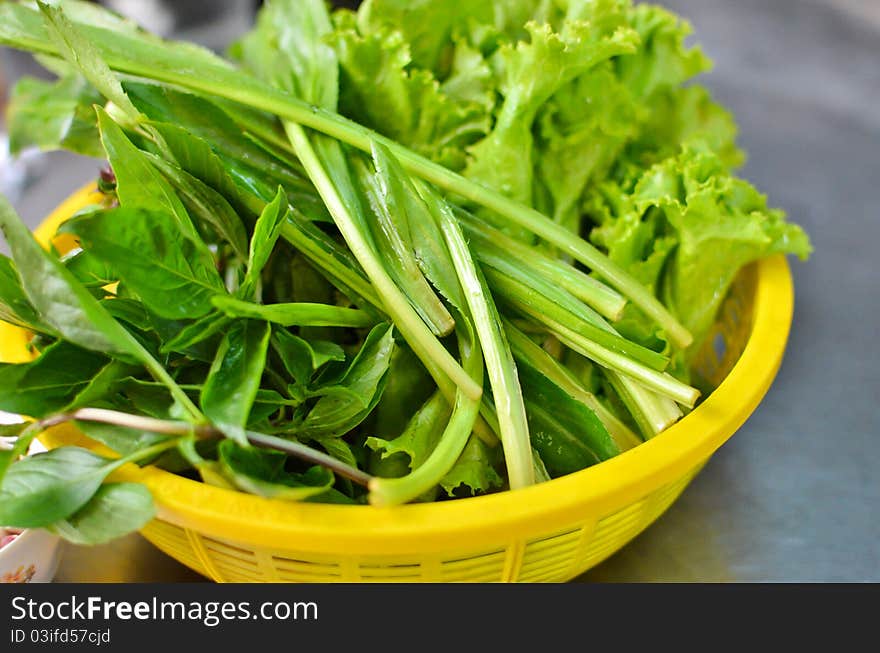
0;0;810;544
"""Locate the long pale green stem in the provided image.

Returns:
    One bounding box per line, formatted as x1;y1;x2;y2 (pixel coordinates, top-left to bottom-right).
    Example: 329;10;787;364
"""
484;267;669;371
547;317;700;407
605;373;682;438
369;331;484;505
284;123;481;401
428;191;535;490
460;214;626;321
12;407;373;486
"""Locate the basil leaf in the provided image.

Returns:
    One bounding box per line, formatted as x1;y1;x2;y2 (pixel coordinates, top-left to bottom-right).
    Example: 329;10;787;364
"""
47;482;155;545
65;359;139;411
125;83;306;205
76;421;169;458
240;187;288;299
298;323;394;438
217;440;333;501
200;320;271;445
0;195;202;423
0;254;52;333
159;313;231;356
146;152;249;260
63;249;116;289
67;207;226;320
95;107;198;241
0;341;107;417
145;118;262;220
0;195;132;356
101;298;152;331
0;447;119;528
271;329;345;386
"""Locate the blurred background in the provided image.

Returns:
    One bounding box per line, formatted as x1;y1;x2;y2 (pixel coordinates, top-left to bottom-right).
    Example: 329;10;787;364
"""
0;1;877;582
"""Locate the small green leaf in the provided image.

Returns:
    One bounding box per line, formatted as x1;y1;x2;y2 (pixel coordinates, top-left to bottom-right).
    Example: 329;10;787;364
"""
146;153;249;260
369;344;435;442
47;482;155;545
0;196;131;356
298;323;395;438
271;329;345;386
201;320;271;445
440;435;503;497
95;107;198;241
0;254;52;333
367;391;449;472
217;439;333;501
0;447;119;528
146;118;262;220
65;359;139;411
240;187;289;299
63;249;116;289
160;313;231;356
101;298;152;331
0;423;27;438
76;421;169;458
0;341;108;417
67;207;226;320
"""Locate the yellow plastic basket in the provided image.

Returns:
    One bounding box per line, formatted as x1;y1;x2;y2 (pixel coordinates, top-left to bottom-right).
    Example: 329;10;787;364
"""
0;184;794;582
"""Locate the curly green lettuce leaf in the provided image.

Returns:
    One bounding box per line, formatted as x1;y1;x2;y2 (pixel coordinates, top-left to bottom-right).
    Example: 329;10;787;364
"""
615;3;710;101
590;143;812;351
355;0;492;73
464;9;638;211
439;434;503;497
620;85;745;176
332;14;491;171
534;65;639;231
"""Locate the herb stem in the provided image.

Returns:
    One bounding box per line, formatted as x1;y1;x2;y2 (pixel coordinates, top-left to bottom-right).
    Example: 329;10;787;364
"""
244;431;372;487
460;213;626;321
369;330;484;505
427;190;535;490
546;318;700;407
11;408;374;487
284;123;481;401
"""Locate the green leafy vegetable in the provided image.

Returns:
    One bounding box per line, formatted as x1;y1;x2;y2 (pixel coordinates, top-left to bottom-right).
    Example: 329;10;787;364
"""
47;482;156;545
0;0;812;536
67;207;226;320
298;323;395;439
201;320;271;445
217;440;334;501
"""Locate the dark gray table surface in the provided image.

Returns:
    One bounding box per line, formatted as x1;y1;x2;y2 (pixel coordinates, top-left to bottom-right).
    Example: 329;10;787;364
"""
2;0;878;582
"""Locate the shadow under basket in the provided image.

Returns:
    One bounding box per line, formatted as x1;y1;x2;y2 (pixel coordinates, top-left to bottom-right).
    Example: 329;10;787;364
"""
0;184;794;582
